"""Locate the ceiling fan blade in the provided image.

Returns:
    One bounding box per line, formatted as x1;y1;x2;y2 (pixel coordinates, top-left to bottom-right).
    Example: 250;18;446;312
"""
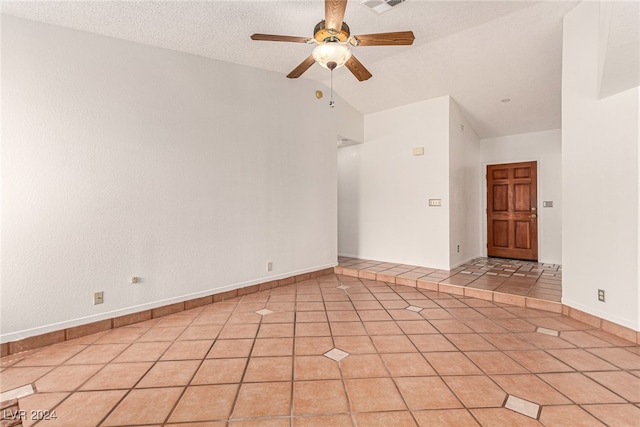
325;0;348;35
345;55;372;81
251;34;310;43
287;55;316;79
353;31;415;46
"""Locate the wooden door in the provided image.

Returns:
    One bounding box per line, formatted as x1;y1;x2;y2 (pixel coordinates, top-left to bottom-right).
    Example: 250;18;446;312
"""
487;161;538;261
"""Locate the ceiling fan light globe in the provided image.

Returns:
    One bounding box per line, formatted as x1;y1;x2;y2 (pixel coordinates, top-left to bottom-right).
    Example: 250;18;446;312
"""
312;42;352;70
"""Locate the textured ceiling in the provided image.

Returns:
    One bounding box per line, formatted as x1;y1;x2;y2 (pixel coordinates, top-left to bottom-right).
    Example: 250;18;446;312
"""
2;0;582;138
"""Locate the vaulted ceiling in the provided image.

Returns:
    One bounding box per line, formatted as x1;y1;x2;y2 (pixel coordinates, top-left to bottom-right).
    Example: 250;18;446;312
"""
2;0;583;138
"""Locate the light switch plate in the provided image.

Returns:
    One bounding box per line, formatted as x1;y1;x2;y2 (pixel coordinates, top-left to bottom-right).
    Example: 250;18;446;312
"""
428;199;442;207
543;201;553;208
412;147;424;156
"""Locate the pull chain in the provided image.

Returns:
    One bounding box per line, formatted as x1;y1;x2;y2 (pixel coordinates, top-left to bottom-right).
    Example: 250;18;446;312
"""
327;61;337;108
329;68;335;108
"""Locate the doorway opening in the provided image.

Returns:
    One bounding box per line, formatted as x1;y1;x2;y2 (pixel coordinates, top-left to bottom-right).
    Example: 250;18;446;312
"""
486;161;538;261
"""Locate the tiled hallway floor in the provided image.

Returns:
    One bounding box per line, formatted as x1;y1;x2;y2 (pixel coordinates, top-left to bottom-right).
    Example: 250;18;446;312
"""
2;273;639;426
338;257;562;302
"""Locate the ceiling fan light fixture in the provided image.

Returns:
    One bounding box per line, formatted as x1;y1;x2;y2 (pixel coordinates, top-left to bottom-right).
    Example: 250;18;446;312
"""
251;0;414;81
312;42;352;70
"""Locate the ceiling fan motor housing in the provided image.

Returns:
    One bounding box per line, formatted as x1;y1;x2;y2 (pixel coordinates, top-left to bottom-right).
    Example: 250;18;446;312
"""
314;20;351;42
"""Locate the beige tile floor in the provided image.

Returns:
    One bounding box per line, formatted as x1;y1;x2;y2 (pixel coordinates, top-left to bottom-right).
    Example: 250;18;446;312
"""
1;272;639;427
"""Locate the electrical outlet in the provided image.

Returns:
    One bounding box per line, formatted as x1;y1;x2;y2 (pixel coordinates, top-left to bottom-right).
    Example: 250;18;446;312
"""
598;289;605;302
93;291;104;305
267;262;273;272
457;245;460;253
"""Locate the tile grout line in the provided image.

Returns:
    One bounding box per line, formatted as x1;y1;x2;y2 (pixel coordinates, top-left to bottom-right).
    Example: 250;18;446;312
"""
343;272;639;423
158;307;226;425
20;339;139;427
227;290;272;423
96;306;209;426
330;278;358;427
378;278;465;426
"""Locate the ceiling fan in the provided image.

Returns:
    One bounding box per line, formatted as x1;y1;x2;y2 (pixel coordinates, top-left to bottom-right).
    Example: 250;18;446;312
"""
250;0;415;82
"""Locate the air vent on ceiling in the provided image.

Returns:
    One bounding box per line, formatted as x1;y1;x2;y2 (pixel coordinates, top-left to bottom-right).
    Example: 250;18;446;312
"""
361;0;406;14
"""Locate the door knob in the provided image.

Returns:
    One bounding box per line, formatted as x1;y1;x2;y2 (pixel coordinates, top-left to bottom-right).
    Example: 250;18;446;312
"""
530;214;537;219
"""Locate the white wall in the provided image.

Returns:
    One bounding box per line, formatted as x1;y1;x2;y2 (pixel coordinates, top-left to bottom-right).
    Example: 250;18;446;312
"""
337;144;361;258
1;16;363;341
562;2;639;330
597;1;639;99
338;96;451;269
449;99;482;267
480;129;562;264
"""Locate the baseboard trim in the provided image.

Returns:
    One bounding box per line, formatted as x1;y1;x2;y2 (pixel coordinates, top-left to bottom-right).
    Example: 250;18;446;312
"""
3;263;637;358
334;266;640;346
450;256;480;269
0;266;335;357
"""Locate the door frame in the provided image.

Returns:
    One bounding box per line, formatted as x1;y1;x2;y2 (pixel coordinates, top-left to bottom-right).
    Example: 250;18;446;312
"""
481;158;541;259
